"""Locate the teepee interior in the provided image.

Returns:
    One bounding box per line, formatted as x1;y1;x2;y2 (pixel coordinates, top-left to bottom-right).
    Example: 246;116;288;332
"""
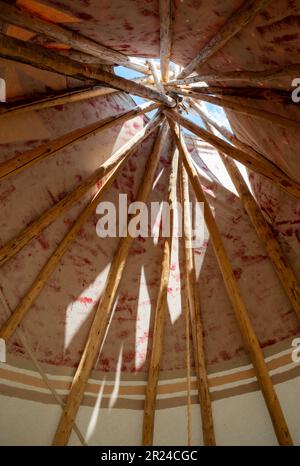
0;0;300;446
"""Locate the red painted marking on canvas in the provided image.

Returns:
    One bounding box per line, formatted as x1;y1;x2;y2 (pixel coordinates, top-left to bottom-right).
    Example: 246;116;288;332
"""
77;296;95;305
37;236;49;250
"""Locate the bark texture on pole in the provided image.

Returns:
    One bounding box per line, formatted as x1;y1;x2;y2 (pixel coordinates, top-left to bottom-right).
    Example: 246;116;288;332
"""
168;118;293;446
0;34;176;107
52;122;169;446
177;0;272;79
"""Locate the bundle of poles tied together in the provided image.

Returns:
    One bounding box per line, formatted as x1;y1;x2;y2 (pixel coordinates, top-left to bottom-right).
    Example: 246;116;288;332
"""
0;0;299;446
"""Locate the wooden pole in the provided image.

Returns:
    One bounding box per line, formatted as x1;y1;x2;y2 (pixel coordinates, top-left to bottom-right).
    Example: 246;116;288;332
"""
0;101;159;182
0;176;116;343
0;85;107;118
180;162;215;445
188;99;288;166
168;119;293;446
58;50;151;75
0;34;176;107
168;63;300;86
175;90;300;133
147;60;165;94
0;108;162;267
163;108;300;201
116;61;151;76
159;0;172;82
0;1;137;69
221;154;300;322
177;0;272;79
171;85;292;103
57;50;112;66
199;110;300;322
188;98;246;142
0;113;163;341
52;122;169;446
0;77;152;119
0;290;87;445
182;258;192;446
142;148;179;446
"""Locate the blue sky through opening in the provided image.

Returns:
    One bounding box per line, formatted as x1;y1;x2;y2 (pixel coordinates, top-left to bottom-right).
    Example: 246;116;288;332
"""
114;65;231;136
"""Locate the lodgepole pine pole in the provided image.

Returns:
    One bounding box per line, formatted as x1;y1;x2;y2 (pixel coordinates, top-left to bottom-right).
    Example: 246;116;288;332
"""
142;147;179;446
168;118;293;446
180;161;216;445
52;122;169;445
0;114;163;341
